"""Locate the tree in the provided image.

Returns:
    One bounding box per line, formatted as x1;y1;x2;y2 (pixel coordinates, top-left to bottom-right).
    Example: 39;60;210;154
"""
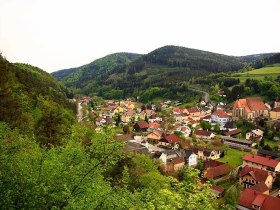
123;125;130;134
115;113;121;127
200;121;211;130
144;115;149;123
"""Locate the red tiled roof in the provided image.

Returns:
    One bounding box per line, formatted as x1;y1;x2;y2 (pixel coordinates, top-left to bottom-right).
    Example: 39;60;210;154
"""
234;98;267;113
171;157;184;165
247;98;267;111
211;185;225;194
239;189;280;210
212;109;229;118
243;154;280;168
250;182;269;193
239;165;270;182
135;121;149;129
194;130;212;137
205;163;231;179
96;117;104;122
173;108;185;113
164;134;181;144
149;123;160;129
187;107;200;113
204;159;224;169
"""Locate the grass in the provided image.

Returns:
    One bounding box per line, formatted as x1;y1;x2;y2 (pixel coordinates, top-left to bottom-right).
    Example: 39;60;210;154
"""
216;180;233;190
231;64;280;82
264;138;278;149
219;148;247;167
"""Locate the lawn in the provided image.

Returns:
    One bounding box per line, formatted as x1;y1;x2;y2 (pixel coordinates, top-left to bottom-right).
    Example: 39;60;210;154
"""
219;148;247;167
231;64;280;82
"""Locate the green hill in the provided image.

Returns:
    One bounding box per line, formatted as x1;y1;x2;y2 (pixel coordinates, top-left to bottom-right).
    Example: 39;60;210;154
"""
0;55;75;145
52;45;280;101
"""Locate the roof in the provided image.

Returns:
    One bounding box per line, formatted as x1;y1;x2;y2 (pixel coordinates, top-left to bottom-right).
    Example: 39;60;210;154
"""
173;107;186;113
134;121;149;129
250;182;269;193
124;142;150;155
194;130;213;137
224;128;242;136
187;107;200;113
212;109;229;118
239;189;280;210
211;185;225;194
273;107;280;112
239;165;270;182
251;129;264;136
205;163;231;179
243;154;280;168
149;123;160;130
234;98;267;113
170;157;184;165
222;136;252;145
224;121;237;129
258;149;280;159
184;150;195;159
181;126;191;132
204;160;225;169
164;134;181;144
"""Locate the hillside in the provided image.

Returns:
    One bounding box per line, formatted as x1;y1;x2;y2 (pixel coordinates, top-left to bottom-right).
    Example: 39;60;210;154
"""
52;45;280;101
0;55;75;145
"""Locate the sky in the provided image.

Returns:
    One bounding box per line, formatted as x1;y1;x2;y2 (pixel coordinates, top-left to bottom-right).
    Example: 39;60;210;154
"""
0;0;280;73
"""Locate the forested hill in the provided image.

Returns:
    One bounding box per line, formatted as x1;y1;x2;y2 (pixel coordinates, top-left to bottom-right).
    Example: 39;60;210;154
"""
52;45;280;100
0;55;75;145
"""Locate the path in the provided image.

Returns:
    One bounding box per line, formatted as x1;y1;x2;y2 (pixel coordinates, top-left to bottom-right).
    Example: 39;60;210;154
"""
189;87;210;102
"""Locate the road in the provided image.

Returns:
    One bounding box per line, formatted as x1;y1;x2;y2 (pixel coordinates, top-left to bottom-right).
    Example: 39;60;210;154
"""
189;87;210;102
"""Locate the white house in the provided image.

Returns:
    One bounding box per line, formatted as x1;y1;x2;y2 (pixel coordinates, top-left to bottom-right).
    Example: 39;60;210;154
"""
246;129;264;141
184;150;198;166
211;109;230;126
176;126;192;138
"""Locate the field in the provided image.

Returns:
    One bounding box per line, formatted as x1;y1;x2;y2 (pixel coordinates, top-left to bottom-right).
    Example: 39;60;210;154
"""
219;148;247;167
231;64;280;82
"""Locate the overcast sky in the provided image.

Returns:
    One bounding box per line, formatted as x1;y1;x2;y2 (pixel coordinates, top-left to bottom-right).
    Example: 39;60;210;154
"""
1;0;280;73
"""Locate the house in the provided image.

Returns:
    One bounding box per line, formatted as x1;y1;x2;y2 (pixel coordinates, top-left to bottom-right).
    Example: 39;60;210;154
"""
193;130;215;140
257;149;280;160
224;128;242;137
174;113;189;122
96;116;106;126
147;130;162;142
246;129;264;141
159;150;184;172
140;109;155;119
173;107;187;115
192;147;222;160
273;121;280;132
223;121;237;131
187;107;207;120
242;154;280;174
148;115;162;123
203;162;231;180
122;100;136;109
121;110;136;123
177;126;191;137
211;185;225;198
159;134;181;149
237;188;280;210
148;122;161;131
211;109;230;126
134;121;149;132
232;97;269;121
270;107;280;120
239;165;274;190
184;150;197;166
124;142;150;155
166;157;185;172
176;150;198;167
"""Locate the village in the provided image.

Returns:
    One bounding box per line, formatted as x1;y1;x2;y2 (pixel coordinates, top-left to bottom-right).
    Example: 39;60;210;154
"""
78;95;280;209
